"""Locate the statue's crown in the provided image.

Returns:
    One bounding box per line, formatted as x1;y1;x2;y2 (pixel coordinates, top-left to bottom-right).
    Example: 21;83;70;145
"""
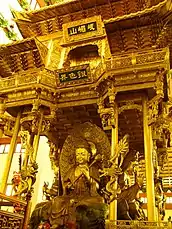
75;137;90;152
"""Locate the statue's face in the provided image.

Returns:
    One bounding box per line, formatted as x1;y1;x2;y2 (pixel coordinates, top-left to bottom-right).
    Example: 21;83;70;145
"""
75;148;90;164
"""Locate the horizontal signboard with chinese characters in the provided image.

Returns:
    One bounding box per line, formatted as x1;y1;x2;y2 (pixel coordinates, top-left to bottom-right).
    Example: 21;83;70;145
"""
59;68;88;83
63;16;105;44
56;64;91;87
68;22;97;36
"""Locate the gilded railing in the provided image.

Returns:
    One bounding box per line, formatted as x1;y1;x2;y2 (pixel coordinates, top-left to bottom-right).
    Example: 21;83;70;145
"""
0;70;57;91
0;49;169;91
107;220;170;229
0;192;27;229
105;48;169;72
40;69;57;87
0;75;36;89
17;74;37;85
0;78;15;89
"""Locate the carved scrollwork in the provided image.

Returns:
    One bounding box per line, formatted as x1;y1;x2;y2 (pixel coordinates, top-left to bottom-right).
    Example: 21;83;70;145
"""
17;73;37;86
32;99;40;113
48;141;59;172
13;160;38;199
108;82;117;106
118;101;142;114
136;51;166;65
157;148;167;169
0;114;15;136
21;110;54;137
108;220;168;228
31;115;39;133
42;120;51;134
19;130;30;149
97;83;117;130
154;69;166;97
147;95;162;125
19;130;34;165
21;114;36;133
0;78;15;89
152;120;170;171
97;97;104;111
0;214;23;229
99;107;116;130
40;69;57;88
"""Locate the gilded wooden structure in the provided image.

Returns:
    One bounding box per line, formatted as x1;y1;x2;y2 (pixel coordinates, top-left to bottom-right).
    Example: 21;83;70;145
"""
0;0;172;228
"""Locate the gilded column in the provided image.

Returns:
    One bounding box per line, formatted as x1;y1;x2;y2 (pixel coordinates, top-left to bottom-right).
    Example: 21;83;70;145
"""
142;97;156;221
0;97;5;114
0;111;21;193
0;128;3;138
33;110;44;161
0;98;5;138
109;103;118;221
23;199;32;229
23;111;43;228
22;132;35;169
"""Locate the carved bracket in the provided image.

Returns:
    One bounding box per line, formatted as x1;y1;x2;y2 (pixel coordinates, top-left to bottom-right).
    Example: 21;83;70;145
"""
99;107;116;130
147;95;163;125
19;130;30;149
21;111;56;136
97;82;117;130
0;114;15;136
154;69;168;101
152;119;171;171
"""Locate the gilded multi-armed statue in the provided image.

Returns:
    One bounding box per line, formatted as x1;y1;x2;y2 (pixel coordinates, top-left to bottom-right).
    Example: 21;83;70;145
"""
0;0;172;228
14;122;144;229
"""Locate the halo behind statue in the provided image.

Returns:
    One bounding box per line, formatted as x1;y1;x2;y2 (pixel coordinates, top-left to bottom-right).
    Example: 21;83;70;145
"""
60;122;111;181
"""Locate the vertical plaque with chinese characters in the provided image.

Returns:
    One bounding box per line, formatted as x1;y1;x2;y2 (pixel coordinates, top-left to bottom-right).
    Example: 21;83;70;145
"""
68;22;97;36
